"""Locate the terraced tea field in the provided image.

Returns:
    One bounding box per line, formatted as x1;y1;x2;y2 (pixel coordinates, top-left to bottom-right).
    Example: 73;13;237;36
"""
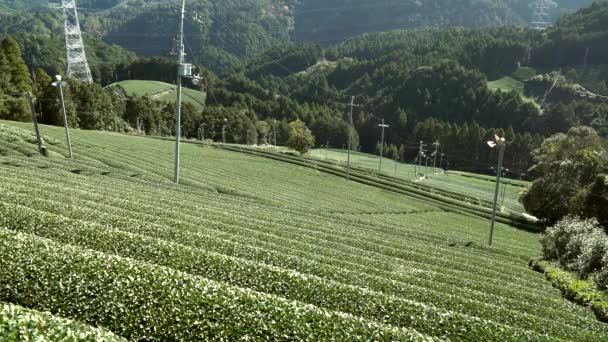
105;80;207;111
1;120;607;340
309;148;526;213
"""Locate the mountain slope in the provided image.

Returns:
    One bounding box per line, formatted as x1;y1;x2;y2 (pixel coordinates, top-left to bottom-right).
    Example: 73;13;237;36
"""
1;0;594;74
1;119;608;339
292;0;593;43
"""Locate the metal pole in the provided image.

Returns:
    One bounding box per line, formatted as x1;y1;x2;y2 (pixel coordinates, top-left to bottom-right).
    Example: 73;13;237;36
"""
27;92;44;155
432;141;439;174
378;119;389;174
174;0;186;185
394;156;398;177
418;141;423;178
222;125;226;144
489;141;506;247
58;83;72;159
346;96;354;180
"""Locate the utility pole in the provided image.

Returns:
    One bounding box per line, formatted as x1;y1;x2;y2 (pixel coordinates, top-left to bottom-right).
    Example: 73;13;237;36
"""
222;119;227;144
488;135;507;247
417;141;426;179
440;153;445;173
346;96;355;180
199;123;205;141
394;155;398;177
273;119;277;146
27;92;44;155
425;156;429;179
378;119;389;174
173;0;188;185
52;75;72;159
432;140;440;174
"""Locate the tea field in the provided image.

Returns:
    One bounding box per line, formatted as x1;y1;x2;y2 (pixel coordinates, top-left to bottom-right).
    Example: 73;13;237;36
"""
309;148;527;213
0;120;607;340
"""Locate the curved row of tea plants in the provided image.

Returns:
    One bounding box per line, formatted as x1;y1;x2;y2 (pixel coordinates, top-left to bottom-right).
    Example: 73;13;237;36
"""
0;302;125;341
1;120;606;339
0;229;429;341
0;162;606;339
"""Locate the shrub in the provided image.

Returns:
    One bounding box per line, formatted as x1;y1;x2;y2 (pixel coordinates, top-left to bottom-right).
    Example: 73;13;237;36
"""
593;253;608;292
540;217;602;267
287;120;315;155
575;229;608;279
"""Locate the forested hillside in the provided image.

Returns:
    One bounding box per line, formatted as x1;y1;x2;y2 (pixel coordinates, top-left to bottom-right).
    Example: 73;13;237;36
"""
292;0;593;43
0;11;136;84
0;0;595;75
204;2;608;175
1;1;607;177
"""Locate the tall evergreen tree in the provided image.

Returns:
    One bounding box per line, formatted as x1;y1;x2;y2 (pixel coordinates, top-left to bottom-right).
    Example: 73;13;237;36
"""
0;36;31;121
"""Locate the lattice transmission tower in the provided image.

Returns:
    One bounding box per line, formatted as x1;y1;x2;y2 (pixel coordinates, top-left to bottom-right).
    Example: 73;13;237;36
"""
51;1;93;83
530;0;558;30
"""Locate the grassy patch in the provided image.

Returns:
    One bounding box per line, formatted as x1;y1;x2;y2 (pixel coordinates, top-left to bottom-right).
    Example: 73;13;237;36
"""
105;80;206;110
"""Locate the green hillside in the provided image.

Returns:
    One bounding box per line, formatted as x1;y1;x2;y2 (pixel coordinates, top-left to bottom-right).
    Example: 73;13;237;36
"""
1;119;607;339
488;76;526;94
105;80;206;110
1;1;595;74
309;148;527;213
293;0;593;43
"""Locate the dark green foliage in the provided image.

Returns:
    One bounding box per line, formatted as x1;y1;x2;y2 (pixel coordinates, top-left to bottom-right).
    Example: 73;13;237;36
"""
292;0;592;43
584;174;608;229
255;120;270;145
0;11;136;86
534;1;608;67
522;126;608;226
0;36;31;122
99;0;292;73
32;68;61;125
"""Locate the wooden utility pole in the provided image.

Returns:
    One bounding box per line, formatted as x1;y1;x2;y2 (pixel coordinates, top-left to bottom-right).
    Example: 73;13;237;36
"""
27;92;44;155
378;119;390;173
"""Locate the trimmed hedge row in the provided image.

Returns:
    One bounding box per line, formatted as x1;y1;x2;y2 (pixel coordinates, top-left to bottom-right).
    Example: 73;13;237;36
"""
529;259;608;324
0;182;589;324
0;187;561;303
2;202;573;340
0;229;431;341
2;198;606;339
217;145;541;232
1;302;125;341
